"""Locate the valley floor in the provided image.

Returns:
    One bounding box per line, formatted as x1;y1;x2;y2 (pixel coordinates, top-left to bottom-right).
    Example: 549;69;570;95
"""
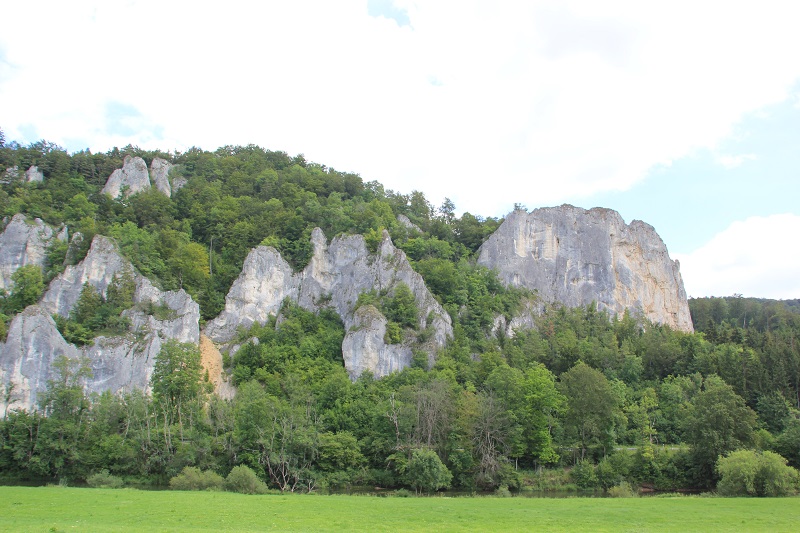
1;486;798;532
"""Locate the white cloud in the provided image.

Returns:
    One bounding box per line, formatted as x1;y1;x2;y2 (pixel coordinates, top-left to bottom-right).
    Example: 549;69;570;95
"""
675;214;800;299
715;153;757;169
1;1;800;217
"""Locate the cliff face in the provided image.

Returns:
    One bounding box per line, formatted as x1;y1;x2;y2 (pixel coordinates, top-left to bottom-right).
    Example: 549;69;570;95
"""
0;235;200;415
0;214;58;291
0;203;694;411
478;206;693;332
206;228;452;379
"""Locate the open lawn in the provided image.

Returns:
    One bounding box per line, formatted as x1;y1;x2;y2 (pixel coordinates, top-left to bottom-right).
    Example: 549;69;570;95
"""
0;486;798;532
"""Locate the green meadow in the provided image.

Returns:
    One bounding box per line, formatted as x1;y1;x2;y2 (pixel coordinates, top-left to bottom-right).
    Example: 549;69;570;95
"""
1;487;798;532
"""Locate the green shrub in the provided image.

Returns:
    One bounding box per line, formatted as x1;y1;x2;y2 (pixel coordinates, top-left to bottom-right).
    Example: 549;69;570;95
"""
86;469;124;489
570;459;598;489
717;449;799;496
169;466;224;491
405;448;452;494
607;481;637;498
225;465;268;494
384;321;402;344
495;484;512;497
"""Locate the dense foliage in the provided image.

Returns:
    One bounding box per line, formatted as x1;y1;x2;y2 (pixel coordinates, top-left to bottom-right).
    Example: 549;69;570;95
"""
0;133;798;494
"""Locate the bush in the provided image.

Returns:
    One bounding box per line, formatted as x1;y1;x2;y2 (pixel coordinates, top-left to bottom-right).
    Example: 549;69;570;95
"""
226;465;268;494
405;448;452;494
607;481;637;498
169;466;225;491
495;484;512;497
570;459;598;489
717;449;799;496
86;469;124;489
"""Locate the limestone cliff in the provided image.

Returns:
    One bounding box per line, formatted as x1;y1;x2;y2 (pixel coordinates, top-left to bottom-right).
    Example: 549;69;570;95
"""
1;235;200;415
0;214;56;291
206;228;452;378
477;206;693;332
149;158;172;197
102;156;151;198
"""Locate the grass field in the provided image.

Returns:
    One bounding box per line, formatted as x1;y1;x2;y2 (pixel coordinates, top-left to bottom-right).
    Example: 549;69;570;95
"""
1;486;798;532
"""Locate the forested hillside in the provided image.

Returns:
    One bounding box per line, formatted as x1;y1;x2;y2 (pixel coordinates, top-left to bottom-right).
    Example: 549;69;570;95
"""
1;134;798;494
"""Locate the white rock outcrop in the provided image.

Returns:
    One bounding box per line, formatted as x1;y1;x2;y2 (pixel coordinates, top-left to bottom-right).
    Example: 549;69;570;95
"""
150;157;172;197
0;214;54;291
0;306;81;415
205;247;299;342
1;235;200;415
25;165;44;183
478;206;693;332
101;156;151;198
206;228;452;379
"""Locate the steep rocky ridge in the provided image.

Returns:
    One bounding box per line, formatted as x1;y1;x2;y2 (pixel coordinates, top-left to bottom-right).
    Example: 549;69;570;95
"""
0;214;59;291
206;228;452;379
1;235;200;415
478;206;693;332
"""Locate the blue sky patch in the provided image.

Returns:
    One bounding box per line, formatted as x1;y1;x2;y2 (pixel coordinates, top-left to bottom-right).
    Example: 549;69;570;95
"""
583;93;800;254
367;0;410;27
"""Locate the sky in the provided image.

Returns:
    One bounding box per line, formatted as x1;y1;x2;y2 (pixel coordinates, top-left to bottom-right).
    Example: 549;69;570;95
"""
1;0;799;300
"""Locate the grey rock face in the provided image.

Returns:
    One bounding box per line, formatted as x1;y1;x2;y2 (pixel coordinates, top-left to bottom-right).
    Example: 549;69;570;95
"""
1;235;200;415
42;236;129;317
205;247;300;342
150;158;172;197
101;156;151;198
478;206;693;332
2;166;20;184
25;165;44;183
397;214;422;233
342;305;412;379
206;228;452;378
0;214;54;291
0;306;80;416
171;176;188;192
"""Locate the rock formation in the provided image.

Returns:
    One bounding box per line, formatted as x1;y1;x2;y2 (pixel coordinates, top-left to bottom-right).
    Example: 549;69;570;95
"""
397;214;422;233
150;157;172;197
171;176;188;192
1;166;20;184
0;201;695;411
206;228;452;379
478;206;693;332
1;235;200;415
101;156;151;198
0;214;54;291
25;165;44;183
